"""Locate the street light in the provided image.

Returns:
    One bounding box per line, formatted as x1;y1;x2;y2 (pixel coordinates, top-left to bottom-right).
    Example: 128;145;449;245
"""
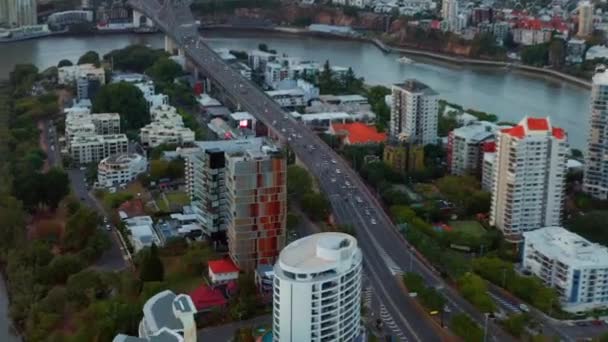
482;313;490;342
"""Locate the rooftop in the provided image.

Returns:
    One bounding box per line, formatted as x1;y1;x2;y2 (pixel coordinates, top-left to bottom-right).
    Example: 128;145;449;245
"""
452;122;499;142
393;79;438;95
524;227;608;267
230;112;254;121
208;258;239;274
278;232;359;274
331;122;387;144
500;117;565;140
189;285;227;311
101;153;145;165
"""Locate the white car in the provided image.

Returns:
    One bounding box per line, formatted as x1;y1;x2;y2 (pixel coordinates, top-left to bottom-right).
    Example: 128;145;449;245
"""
336;169;341;174
370;219;377;225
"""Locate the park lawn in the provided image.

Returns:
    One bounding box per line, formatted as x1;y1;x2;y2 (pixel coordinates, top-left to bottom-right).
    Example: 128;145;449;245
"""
165;191;190;207
449;220;486;238
156;197;170;212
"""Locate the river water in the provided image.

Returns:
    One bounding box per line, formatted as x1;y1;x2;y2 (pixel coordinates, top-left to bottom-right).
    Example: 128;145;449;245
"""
0;31;591;148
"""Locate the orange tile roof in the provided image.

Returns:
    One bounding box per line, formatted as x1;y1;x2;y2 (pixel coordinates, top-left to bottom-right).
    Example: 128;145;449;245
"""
331;122;387;144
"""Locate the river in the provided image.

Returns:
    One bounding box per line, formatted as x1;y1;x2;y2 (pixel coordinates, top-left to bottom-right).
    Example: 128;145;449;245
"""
0;31;591;148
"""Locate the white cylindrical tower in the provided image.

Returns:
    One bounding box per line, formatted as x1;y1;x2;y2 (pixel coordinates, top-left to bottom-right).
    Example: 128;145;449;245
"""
272;232;362;342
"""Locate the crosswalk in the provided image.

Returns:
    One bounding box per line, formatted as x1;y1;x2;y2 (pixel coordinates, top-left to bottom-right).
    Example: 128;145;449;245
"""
487;291;519;313
363;286;373;309
380;305;408;341
378;248;404;276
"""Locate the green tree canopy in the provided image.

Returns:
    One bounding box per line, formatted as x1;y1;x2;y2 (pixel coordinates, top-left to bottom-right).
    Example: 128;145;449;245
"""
287;165;313;198
301;192;331;221
104;45;168;73
139;244;165;282
146;57;183;85
92;82;149;131
57;59;73;67
77;50;101;67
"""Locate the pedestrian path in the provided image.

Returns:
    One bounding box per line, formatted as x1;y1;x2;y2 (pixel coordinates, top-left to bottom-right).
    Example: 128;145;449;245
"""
487;291;519;313
380;305;408;341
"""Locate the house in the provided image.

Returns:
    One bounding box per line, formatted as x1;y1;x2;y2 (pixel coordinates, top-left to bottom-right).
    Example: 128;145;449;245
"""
329;122;387;145
208;258;239;285
189;285;228;312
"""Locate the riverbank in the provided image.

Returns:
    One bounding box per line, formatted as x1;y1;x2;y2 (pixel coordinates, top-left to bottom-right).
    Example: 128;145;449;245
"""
200;25;592;89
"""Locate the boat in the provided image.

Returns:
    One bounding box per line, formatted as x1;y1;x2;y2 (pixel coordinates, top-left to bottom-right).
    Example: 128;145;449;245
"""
0;25;53;43
397;56;415;64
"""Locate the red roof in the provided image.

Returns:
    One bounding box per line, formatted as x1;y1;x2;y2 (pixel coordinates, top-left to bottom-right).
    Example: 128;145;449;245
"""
502;125;525;139
331;122;387;144
118;199;145;218
208;258;239;274
189;285;227;310
552;127;565;140
527;117;549;131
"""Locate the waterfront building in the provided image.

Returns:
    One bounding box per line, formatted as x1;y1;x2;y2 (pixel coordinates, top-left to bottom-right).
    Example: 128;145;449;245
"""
114;290;197;342
76;74;101;101
273;232;362;342
490;117;568;243
567;38;587;64
578;1;594;37
584;67;608;199
390;80;439;145
58;63;106;86
69;134;128;165
447;122;497;176
225;143;287;272
97;153;148;188
2;0;37;27
65;112;120;145
522;227;608;313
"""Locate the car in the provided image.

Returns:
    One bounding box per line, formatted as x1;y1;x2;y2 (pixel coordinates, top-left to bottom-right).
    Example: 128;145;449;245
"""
331;159;337;164
592;320;603;326
576;321;590;327
331;178;336;183
103;217;108;223
370;219;377;225
365;210;370;215
105;224;112;231
518;304;530;312
336;169;341;174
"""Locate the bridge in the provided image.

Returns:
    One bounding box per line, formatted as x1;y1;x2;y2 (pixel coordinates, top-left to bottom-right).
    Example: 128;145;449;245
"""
127;0;517;341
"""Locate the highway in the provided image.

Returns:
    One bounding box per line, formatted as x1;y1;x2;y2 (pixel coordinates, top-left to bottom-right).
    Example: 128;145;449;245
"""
128;0;515;340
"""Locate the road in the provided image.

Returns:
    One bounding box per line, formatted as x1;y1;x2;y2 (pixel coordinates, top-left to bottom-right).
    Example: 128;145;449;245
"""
67;169;128;271
127;0;517;340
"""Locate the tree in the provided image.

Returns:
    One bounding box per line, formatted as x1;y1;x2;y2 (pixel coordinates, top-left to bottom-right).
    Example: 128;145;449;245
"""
501;313;528;338
258;43;269;52
521;43;549;67
301;192;331;221
450;314;483;342
57;59;73;68
230;273;257;320
548;39;565;69
77;50;101;67
566;211;608;245
139;244;165;282
0;196;26;252
64;207;99;251
43;254;86;284
287;165;313;198
104;45;168;73
92;82;149;131
146;57;183;85
457;273;496;313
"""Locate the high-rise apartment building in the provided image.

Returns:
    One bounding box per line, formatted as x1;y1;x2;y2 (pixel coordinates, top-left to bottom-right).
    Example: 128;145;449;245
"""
578;1;594;37
273;232;362;342
2;0;37;27
447;122;497;176
225;145;286;272
490;117;568;243
584;67;608;199
185;139;262;230
390;80;439;146
442;0;459;31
